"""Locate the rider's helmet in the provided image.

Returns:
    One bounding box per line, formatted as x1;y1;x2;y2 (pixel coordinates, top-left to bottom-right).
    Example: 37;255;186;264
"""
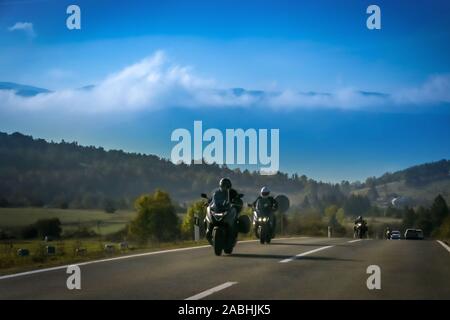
356;215;362;221
261;186;270;197
219;178;232;192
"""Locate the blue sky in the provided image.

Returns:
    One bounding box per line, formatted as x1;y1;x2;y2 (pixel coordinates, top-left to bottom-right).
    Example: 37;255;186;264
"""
1;0;450;182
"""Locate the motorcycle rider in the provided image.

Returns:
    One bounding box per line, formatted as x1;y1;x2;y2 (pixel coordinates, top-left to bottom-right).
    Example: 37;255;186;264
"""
386;226;392;239
252;186;278;237
205;178;243;243
354;215;365;224
354;215;367;236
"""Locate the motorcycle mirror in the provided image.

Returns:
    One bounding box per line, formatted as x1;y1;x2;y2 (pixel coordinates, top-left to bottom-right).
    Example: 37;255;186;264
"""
275;195;290;213
200;193;208;199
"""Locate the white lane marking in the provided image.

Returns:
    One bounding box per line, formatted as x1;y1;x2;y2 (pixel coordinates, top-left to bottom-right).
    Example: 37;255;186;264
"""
185;282;238;300
0;236;310;280
238;236;310;244
0;245;211;280
279;245;334;263
436;240;450;253
348;239;363;243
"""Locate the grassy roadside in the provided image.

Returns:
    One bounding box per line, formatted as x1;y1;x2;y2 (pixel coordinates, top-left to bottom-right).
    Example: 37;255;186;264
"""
0;234;260;276
0;238;209;276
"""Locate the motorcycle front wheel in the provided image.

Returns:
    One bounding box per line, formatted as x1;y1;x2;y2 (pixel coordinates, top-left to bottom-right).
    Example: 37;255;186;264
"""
213;228;224;256
259;225;267;244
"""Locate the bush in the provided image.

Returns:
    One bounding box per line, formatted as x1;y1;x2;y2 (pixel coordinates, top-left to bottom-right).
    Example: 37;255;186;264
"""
181;200;206;239
21;224;38;239
129;190;180;243
436;215;450;239
63;226;98;238
103;199;117;213
0;197;10;207
35;218;62;239
104;227;128;242
287;211;327;236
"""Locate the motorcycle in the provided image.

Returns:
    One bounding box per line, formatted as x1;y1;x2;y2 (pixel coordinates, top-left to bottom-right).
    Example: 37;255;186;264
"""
354;221;367;239
201;192;249;256
248;203;274;244
386;230;391;240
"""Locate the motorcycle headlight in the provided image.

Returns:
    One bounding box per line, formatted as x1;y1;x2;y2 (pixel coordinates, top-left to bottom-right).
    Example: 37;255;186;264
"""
263;217;267;222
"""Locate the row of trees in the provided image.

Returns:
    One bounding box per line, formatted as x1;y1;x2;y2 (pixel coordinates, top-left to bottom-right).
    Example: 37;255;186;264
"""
130;190;352;242
7;190;449;242
401;195;450;237
0;131;353;209
3;131;448;211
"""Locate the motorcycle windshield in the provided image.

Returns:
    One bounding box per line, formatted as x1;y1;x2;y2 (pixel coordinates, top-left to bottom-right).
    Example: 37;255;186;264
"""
210;190;229;213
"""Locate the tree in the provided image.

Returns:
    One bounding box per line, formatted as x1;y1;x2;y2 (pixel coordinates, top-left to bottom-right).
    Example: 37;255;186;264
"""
181;200;206;239
367;185;379;202
129;190;180;242
325;205;346;236
415;206;433;236
103;198;117;213
302;196;311;209
402;207;416;229
430;194;449;229
336;208;345;225
344;195;371;217
34;218;62;239
436;215;450;238
325;205;339;221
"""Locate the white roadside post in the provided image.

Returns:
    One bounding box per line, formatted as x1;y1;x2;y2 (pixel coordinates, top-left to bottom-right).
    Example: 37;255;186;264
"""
328;226;332;238
194;213;200;242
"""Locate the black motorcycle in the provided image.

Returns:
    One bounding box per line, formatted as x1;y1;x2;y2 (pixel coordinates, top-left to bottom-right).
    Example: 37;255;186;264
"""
201;192;250;256
249;203;274;244
354;221;368;239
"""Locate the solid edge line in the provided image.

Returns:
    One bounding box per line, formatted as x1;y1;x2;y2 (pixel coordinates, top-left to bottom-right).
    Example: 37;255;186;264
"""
185;282;238;300
279;245;334;263
0;245;211;280
0;236;310;280
436;240;450;253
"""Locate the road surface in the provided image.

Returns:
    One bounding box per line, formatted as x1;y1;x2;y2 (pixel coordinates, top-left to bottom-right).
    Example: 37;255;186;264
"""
1;237;449;299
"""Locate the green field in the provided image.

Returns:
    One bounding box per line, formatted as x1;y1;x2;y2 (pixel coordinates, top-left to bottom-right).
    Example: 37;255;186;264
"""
0;208;137;235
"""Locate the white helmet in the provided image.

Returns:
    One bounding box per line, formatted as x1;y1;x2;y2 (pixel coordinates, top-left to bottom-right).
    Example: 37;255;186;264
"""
261;186;270;197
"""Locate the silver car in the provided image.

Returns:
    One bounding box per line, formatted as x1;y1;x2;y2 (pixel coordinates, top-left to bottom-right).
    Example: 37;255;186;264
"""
390;230;401;240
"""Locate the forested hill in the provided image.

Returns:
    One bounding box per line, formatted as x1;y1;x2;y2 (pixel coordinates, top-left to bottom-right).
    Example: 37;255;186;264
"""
0;131;449;209
0;131;337;208
367;159;450;186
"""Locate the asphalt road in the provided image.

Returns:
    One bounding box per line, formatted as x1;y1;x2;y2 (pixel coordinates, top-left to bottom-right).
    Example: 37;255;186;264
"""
0;237;449;299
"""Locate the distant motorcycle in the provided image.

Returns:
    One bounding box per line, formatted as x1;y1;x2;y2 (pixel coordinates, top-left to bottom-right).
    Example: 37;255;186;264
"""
354;221;368;239
249;203;274;244
201;192;250;256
